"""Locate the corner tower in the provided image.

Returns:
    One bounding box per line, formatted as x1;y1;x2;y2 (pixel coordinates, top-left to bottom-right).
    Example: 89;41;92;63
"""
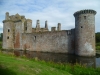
74;9;96;56
2;12;14;49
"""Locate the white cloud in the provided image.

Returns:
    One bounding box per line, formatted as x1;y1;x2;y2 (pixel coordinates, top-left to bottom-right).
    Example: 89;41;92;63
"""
0;0;100;33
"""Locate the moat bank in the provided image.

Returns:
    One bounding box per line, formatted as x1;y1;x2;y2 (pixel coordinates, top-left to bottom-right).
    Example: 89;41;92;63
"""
2;50;100;68
0;52;100;75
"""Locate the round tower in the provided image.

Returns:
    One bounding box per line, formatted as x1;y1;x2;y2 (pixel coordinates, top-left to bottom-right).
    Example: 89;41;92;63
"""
74;9;96;57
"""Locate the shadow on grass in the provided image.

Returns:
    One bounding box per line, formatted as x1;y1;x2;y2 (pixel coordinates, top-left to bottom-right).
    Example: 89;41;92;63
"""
0;65;16;75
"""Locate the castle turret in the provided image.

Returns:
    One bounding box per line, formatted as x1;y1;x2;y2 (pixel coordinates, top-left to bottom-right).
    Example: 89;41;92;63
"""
74;9;96;57
3;12;14;49
57;23;61;31
24;19;32;33
36;20;40;28
51;27;56;31
45;20;48;29
5;12;9;20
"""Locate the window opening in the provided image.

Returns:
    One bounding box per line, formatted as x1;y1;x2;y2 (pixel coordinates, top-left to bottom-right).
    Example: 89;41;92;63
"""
34;36;36;40
7;36;9;39
81;26;83;28
8;29;10;32
25;27;27;31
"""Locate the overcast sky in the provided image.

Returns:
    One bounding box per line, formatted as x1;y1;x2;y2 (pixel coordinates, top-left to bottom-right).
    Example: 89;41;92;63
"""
0;0;100;33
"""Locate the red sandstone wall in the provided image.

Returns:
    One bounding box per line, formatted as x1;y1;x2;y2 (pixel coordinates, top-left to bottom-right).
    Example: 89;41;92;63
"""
14;21;23;49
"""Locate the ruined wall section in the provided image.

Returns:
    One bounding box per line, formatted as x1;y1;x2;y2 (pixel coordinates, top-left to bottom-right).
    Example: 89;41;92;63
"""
24;19;32;33
32;28;49;32
69;29;75;54
2;21;14;49
14;21;25;50
2;12;31;50
32;20;49;32
22;30;75;53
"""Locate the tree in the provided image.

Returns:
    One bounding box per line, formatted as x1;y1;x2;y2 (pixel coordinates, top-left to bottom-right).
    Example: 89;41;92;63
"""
96;32;100;43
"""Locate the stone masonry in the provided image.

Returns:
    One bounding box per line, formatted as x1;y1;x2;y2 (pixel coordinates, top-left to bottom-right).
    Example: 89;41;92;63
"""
2;9;97;57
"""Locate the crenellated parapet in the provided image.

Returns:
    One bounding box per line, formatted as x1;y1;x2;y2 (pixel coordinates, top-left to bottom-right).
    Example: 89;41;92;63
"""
74;9;96;17
57;23;61;31
3;12;26;23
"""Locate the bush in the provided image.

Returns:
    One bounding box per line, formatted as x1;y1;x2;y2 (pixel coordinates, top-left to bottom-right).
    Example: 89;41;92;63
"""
96;46;100;50
96;43;100;46
96;33;100;43
96;42;100;50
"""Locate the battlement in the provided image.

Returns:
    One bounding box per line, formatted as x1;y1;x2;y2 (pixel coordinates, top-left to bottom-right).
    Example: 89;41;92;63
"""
74;9;96;17
26;19;32;21
3;12;26;23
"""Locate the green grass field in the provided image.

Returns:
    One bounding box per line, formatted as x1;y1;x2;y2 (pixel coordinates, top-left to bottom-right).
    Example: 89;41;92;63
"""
0;41;2;50
0;52;100;75
0;52;71;75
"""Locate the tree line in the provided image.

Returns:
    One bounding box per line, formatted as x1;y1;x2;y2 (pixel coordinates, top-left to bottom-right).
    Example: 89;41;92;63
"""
96;32;100;43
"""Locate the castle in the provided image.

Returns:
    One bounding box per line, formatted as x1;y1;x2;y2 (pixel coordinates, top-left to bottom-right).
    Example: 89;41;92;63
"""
2;9;96;57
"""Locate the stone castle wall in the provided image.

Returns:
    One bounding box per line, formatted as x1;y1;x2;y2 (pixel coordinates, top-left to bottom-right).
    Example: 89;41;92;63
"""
21;30;75;54
2;9;96;57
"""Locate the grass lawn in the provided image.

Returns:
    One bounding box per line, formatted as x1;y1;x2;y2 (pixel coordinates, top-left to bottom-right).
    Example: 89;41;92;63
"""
0;52;100;75
0;41;2;49
0;52;71;75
